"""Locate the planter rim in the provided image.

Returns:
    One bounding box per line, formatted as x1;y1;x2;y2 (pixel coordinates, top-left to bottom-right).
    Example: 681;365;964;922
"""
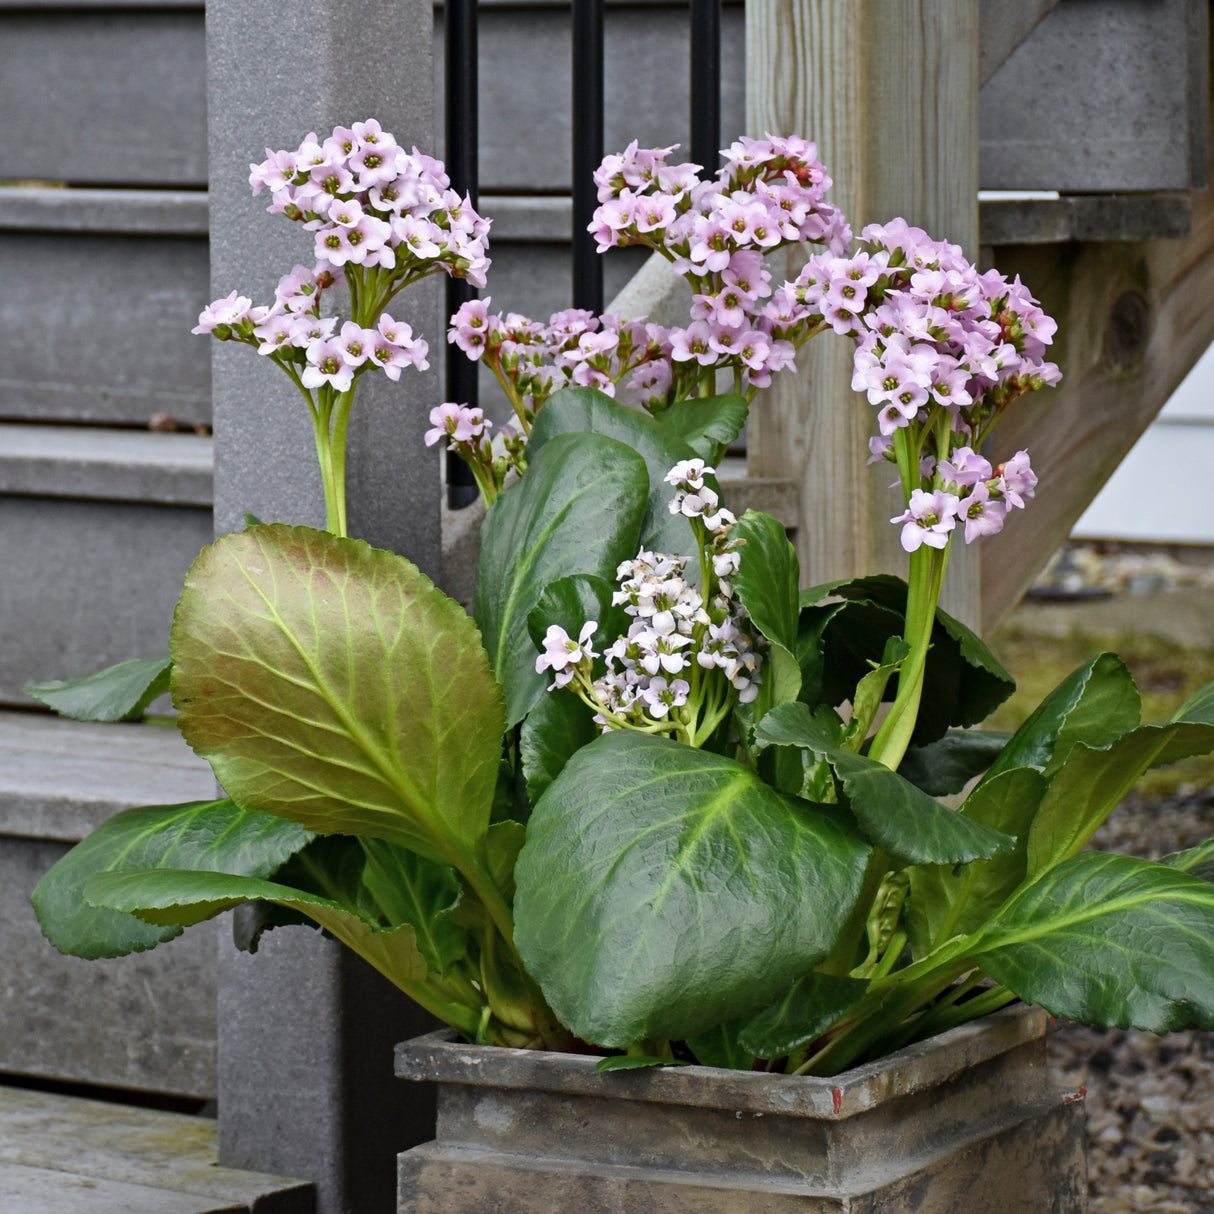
395;1003;1046;1120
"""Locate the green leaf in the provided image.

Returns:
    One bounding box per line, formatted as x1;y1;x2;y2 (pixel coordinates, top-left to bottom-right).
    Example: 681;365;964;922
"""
519;688;598;807
739;972;868;1060
732;510;801;707
1026;722;1214;876
84;866;480;1035
31;798;312;959
685;1020;755;1071
981;653;1140;787
26;657;172;722
1170;679;1214;725
1162;838;1214;882
796;576;1014;742
171;525;505;868
651;393;749;461
526;574;631;664
475;432;648;725
595;1054;690;1073
359;838;467;976
528;386;701;555
754;702;1015;865
898;730;1012;797
904;767;1047;955
514;731;870;1048
976;851;1214;1033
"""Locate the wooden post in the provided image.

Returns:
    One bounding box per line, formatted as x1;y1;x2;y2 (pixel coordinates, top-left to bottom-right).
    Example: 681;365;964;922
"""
746;0;982;625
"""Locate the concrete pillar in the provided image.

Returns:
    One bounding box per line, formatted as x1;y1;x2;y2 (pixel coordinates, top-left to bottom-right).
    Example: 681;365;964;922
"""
205;2;442;1210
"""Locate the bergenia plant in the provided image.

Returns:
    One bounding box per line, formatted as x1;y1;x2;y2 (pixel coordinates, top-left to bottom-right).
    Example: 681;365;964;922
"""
29;125;1214;1080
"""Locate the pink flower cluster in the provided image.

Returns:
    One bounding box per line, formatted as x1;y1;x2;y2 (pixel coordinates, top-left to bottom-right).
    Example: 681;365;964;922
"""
891;448;1037;553
193;271;428;389
588;135;852;392
248;120;490;287
782;219;1059;548
448;300;674;419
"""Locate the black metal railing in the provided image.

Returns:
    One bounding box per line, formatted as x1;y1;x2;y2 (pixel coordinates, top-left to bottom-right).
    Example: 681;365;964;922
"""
444;0;721;505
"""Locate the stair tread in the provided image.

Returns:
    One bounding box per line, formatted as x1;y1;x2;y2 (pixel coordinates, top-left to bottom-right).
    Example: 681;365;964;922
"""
0;711;213;841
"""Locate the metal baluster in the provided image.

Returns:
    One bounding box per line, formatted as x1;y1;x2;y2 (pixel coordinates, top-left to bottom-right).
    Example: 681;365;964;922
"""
571;0;604;312
445;0;480;508
690;0;721;177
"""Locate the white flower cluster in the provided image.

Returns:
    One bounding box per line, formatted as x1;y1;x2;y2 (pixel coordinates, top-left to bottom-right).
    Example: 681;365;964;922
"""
664;458;735;532
592;539;761;728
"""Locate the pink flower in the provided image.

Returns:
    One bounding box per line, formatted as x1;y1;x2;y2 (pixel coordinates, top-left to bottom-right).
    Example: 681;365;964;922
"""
535;622;599;690
424;402;490;447
891;489;959;553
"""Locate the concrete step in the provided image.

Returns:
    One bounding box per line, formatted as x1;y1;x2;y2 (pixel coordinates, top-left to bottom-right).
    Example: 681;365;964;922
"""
0;710;221;1098
0;1085;312;1213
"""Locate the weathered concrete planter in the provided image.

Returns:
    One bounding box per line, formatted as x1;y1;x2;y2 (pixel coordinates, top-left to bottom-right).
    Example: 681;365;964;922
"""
396;1004;1087;1213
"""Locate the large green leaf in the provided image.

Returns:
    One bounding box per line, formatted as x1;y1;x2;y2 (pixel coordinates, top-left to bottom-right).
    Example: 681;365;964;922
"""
981;653;1140;787
84;866;480;1037
527;386;700;555
171;525;504;868
904;767;1047;955
525;574;631;664
513;731;870;1047
732;510;801;708
651;393;749;461
898;730;1012;797
519;687;598;808
359;838;467;976
1162;837;1214;882
26;656;172;722
754;702;1015;865
1170;679;1214;725
31;799;312;959
738;972;868;1060
475;432;648;726
796;576;1014;743
1026;721;1214;876
975;851;1214;1033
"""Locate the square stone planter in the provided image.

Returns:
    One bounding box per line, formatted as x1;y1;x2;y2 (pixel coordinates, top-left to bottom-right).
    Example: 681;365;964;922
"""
395;1004;1087;1212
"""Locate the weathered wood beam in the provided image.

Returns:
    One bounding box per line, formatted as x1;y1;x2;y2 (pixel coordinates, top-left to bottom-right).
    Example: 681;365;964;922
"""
745;0;982;625
981;110;1214;626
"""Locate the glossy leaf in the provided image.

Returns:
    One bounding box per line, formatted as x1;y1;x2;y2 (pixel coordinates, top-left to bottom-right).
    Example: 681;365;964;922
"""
84;866;479;1036
1173;680;1214;725
685;1020;755;1071
754;702;1015;865
527;386;700;555
26;656;172;722
519;687;598;807
31;799;312;959
739;972;868;1059
1026;722;1214;876
172;525;504;866
360;838;467;976
525;574;631;664
651;393;749;460
732;510;801;707
596;1054;690;1072
796;576;1014;742
475;432;648;725
514;731;870;1048
905;767;1047;955
981;653;1139;787
898;730;1012;797
1162;838;1214;882
976;851;1214;1033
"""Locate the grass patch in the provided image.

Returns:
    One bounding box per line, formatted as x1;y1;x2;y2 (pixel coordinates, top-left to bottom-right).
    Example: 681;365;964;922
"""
986;620;1214;799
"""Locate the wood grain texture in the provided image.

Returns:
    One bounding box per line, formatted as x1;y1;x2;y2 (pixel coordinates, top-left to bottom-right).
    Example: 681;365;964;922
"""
746;0;981;624
982;118;1214;623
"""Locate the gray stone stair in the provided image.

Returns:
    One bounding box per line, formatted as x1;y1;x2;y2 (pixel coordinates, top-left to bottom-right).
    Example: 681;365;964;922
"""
0;1086;312;1213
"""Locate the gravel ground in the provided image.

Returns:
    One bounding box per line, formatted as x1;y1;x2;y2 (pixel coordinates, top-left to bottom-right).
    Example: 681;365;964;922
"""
1047;790;1214;1212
